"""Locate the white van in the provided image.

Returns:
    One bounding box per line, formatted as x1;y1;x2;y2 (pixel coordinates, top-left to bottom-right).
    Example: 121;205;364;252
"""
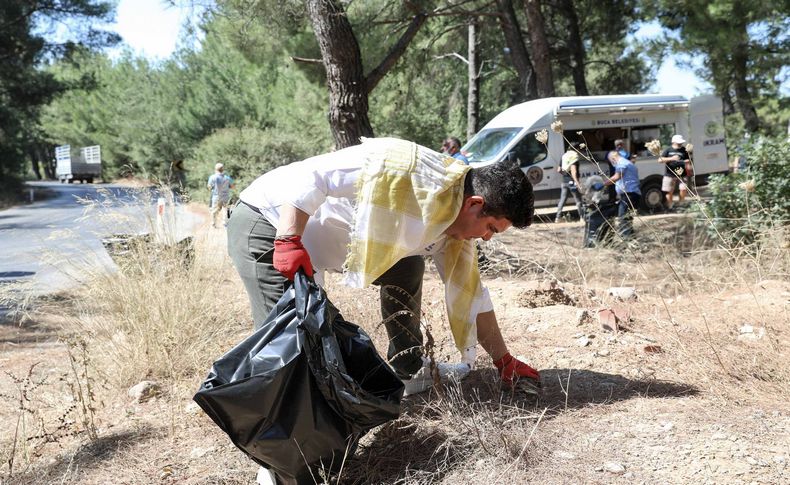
462;94;728;211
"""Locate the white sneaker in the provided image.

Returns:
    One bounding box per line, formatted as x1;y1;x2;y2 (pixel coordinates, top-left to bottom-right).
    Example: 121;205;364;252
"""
256;466;276;485
402;359;471;396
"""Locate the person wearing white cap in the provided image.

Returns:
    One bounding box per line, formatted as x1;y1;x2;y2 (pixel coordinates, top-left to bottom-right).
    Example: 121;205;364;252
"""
207;162;235;228
554;142;585;222
658;134;689;209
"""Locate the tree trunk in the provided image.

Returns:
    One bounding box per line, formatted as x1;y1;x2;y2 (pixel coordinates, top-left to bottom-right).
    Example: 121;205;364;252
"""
28;147;42;180
523;0;554;98
306;0;373;148
731;24;760;133
495;0;537;100
467;21;480;140
558;0;588;96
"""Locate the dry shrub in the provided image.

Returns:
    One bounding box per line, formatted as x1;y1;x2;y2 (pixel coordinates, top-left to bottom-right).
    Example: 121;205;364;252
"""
341;380;545;484
62;187;248;389
69;236;247;388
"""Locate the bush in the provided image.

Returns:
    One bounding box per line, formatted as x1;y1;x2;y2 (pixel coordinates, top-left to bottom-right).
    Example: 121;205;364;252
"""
184;127;325;203
699;137;789;245
0;176;24;208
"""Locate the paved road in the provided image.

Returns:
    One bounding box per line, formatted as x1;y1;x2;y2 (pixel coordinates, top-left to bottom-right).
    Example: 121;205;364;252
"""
0;181;202;305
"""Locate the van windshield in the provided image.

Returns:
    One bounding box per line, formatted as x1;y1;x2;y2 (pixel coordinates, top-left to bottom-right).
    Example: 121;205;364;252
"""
462;128;521;163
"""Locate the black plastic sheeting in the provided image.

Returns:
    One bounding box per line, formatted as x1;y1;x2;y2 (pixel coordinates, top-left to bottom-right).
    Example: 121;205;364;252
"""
194;272;404;483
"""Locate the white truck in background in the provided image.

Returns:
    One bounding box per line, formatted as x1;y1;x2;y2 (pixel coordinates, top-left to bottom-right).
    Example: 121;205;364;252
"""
55;144;102;184
462;94;729;211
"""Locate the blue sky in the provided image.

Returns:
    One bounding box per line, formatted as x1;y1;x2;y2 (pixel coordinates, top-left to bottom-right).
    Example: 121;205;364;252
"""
107;0;712;97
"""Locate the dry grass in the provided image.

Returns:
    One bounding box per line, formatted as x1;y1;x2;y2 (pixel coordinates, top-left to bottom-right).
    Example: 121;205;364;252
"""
66;235;248;391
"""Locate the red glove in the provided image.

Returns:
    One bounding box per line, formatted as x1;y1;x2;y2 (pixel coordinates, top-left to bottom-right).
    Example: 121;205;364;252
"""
273;235;314;280
494;352;541;390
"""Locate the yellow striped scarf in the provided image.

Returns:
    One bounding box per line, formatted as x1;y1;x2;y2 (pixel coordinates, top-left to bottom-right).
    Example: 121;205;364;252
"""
343;137;482;353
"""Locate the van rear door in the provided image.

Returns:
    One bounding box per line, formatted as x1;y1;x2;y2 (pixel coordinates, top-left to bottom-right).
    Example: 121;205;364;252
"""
689;95;728;180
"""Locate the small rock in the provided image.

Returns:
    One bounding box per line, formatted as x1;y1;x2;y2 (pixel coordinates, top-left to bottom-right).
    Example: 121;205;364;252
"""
643;345;663;353
576;309;592;325
576;336;591;347
190;446;214;459
773;455;786;464
746;457;757;465
598;308;619;332
555;451;576;460
712;432;728;440
737;325;765;341
604;462;626;474
160;466;173;480
185;402;201;414
608;287;637;300
597;349;610;357
554;347;568;353
128;380;160;403
660;421;675;432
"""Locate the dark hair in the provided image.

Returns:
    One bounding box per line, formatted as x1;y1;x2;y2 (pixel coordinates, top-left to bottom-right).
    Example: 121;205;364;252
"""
447;137;462;149
464;161;534;228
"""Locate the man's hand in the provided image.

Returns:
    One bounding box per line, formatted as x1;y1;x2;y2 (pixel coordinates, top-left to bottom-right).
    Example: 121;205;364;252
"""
494;352;541;391
273;235;314;280
591;182;605;191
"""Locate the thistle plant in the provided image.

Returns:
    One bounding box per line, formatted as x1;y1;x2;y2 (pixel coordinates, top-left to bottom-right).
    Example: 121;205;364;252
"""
646;139;662;156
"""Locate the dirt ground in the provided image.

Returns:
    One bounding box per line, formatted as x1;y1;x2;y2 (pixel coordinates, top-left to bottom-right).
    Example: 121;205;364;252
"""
1;209;788;484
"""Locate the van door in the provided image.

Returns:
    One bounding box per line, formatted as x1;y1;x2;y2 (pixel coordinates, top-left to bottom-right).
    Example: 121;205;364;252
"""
505;130;558;205
689;95;728;181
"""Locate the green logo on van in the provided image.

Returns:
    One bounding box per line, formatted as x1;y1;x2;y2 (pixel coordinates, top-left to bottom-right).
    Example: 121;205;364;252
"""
704;121;722;137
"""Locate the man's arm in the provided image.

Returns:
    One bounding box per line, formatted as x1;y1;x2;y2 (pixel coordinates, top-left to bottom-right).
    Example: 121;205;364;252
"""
477;309;542;387
277;204;310;237
606;171;622;185
476;310;507;361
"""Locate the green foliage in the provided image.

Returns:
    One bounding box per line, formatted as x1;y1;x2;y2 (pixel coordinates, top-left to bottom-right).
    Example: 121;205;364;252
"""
185;127;324;202
654;0;789;134
0;0;117;188
700;137;789;245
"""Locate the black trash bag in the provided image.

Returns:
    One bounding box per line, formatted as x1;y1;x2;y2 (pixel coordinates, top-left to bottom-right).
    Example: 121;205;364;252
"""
193;272;404;483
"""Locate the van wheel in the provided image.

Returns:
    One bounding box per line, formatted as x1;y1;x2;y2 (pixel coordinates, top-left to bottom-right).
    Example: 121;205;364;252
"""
641;180;664;212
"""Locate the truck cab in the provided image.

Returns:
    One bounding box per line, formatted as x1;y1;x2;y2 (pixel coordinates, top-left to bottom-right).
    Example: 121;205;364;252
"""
462;94;728;211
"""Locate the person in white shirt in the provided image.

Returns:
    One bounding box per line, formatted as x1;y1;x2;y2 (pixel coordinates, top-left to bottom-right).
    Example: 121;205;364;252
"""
228;138;540;399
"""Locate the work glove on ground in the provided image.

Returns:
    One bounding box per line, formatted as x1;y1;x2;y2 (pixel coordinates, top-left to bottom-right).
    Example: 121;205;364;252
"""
494;352;542;392
273;235;314;280
591;182;605;191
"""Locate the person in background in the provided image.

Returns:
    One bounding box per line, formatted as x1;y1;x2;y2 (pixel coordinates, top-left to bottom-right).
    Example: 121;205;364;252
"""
554;142;585;223
658;134;689;210
207;163;235;228
170;160;187;194
592;151;641;238
441;136;469;164
614;139;630;160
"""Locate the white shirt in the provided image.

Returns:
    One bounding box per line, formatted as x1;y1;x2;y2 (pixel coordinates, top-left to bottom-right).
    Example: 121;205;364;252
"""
239;143;494;314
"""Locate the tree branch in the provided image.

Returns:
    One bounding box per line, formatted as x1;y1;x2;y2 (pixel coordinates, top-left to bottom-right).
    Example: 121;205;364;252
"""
290;56;324;65
434;52;469;65
365;6;428;94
